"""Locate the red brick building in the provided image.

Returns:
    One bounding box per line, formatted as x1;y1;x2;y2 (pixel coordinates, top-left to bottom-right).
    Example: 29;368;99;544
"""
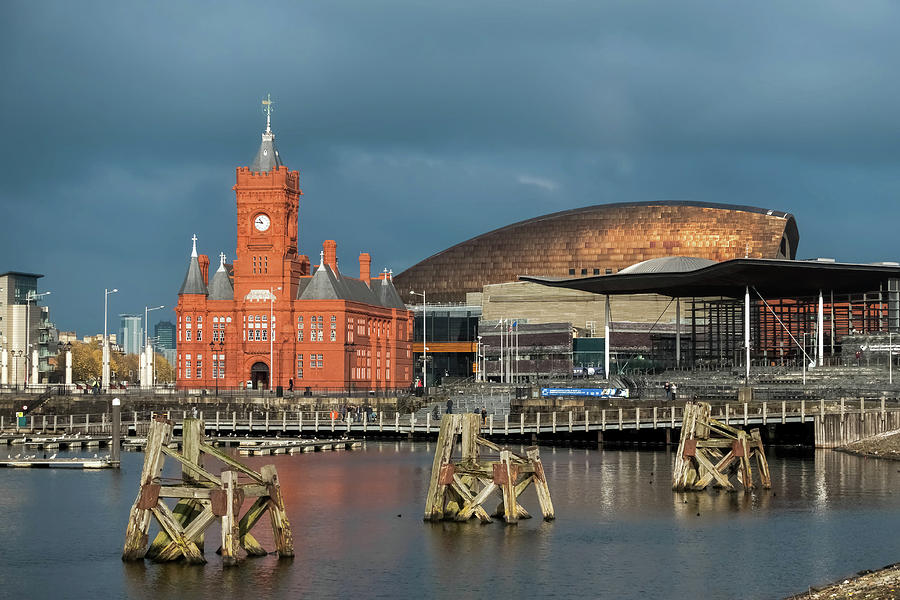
175;112;413;391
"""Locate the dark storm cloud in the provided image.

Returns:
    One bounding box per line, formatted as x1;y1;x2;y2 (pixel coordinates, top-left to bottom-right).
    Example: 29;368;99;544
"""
2;0;900;333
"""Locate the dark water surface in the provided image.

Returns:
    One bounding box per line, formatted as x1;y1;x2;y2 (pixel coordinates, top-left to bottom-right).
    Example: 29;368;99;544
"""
1;443;899;599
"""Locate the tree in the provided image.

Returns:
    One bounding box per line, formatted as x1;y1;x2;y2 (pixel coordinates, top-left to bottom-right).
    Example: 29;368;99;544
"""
154;352;174;383
70;340;101;383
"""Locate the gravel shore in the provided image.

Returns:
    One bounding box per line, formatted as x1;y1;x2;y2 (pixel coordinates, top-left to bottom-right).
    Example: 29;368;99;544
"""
786;563;900;599
836;429;900;460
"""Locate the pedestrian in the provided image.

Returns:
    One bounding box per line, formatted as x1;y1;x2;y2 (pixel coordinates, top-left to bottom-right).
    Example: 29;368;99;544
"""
288;378;294;392
663;381;670;402
432;405;440;420
670;382;677;402
446;398;453;414
481;407;487;425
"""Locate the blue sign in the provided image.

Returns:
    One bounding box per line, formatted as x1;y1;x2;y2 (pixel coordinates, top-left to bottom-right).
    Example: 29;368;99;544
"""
541;388;630;398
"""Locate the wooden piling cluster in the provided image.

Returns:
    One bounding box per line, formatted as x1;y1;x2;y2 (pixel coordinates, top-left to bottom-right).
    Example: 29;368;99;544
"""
424;414;554;524
672;402;771;492
122;417;293;566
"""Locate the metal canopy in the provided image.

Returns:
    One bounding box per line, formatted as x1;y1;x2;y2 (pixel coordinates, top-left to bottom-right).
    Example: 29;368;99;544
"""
520;258;900;299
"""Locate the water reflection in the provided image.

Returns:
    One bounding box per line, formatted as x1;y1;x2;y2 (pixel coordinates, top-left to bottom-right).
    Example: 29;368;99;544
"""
0;443;898;599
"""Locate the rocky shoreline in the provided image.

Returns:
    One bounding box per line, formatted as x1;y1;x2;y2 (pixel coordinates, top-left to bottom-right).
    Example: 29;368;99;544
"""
786;563;900;599
835;429;900;460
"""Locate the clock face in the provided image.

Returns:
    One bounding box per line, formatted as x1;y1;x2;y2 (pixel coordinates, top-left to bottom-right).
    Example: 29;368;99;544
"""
254;214;271;232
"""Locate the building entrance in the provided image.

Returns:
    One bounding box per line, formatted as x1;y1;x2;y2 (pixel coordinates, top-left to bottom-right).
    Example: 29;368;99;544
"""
251;362;269;390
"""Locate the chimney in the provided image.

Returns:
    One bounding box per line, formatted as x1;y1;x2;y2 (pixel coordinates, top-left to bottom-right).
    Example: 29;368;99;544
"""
323;240;337;272
199;254;210;285
359;253;371;284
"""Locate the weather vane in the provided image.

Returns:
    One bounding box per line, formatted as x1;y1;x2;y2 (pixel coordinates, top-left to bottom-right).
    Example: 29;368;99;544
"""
262;93;274;134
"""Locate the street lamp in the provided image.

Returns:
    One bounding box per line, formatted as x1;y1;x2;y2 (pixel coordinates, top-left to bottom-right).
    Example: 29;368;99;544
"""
144;305;164;387
409;290;426;389
103;288;118;389
270;286;281;391
144;305;165;348
476;335;483;382
209;339;224;396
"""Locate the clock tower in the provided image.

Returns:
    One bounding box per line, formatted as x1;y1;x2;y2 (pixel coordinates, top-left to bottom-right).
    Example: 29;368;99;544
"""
232;96;306;301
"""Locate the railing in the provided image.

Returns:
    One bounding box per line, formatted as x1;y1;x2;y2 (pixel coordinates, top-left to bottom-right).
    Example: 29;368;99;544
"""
0;384;416;398
5;399;900;437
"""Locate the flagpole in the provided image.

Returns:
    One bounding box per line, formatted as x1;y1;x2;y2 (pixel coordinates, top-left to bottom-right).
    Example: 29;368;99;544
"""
515;322;519;384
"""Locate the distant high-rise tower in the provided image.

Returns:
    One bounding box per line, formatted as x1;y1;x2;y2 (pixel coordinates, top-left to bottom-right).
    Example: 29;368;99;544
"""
154;320;176;350
119;314;142;355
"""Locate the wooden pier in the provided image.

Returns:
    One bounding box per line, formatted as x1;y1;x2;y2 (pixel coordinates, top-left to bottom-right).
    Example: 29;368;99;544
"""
0;456;114;469
424;414;554;524
672;402;771;492
122;417;293;566
4;399;900;448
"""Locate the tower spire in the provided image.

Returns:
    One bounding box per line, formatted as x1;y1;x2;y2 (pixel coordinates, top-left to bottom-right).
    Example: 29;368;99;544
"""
191;234;198;258
218;252;227;270
250;94;284;172
262;93;273;134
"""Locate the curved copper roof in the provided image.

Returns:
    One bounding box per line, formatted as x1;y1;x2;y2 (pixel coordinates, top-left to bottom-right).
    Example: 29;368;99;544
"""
393;201;799;303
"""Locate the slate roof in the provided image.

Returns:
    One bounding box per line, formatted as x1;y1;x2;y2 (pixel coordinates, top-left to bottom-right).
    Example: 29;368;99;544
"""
376;276;407;309
250;131;283;172
208;263;234;300
178;256;207;296
297;263;407;309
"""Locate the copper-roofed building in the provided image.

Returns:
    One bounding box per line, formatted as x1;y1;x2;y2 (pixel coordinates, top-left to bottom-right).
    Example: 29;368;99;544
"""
393;201;799;303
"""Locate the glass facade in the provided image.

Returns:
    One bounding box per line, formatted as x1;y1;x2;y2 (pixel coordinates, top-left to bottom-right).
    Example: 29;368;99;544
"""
411;305;481;383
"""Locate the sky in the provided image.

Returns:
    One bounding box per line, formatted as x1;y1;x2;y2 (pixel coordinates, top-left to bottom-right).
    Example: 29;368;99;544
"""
3;1;900;336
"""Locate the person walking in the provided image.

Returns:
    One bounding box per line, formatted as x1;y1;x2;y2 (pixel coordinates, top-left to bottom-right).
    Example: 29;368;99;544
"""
670;382;678;402
446;398;453;414
481;407;487;425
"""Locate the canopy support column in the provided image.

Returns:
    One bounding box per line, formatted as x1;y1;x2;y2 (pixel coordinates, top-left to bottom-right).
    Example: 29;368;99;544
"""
675;297;681;368
817;290;824;367
604;295;611;378
744;286;751;382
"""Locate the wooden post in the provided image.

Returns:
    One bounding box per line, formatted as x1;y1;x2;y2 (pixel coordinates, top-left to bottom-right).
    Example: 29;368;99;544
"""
552;411;556;434
568;411;573;433
122;418;172;560
762;402;767;425
499;450;518;524
526;446;554;520
424;415;459;520
460;414;480;463
220;470;240;567
585;410;590;433
261;464;294;557
520;413;525;435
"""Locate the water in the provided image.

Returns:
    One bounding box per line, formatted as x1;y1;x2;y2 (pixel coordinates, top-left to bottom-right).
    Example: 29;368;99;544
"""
1;443;899;599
